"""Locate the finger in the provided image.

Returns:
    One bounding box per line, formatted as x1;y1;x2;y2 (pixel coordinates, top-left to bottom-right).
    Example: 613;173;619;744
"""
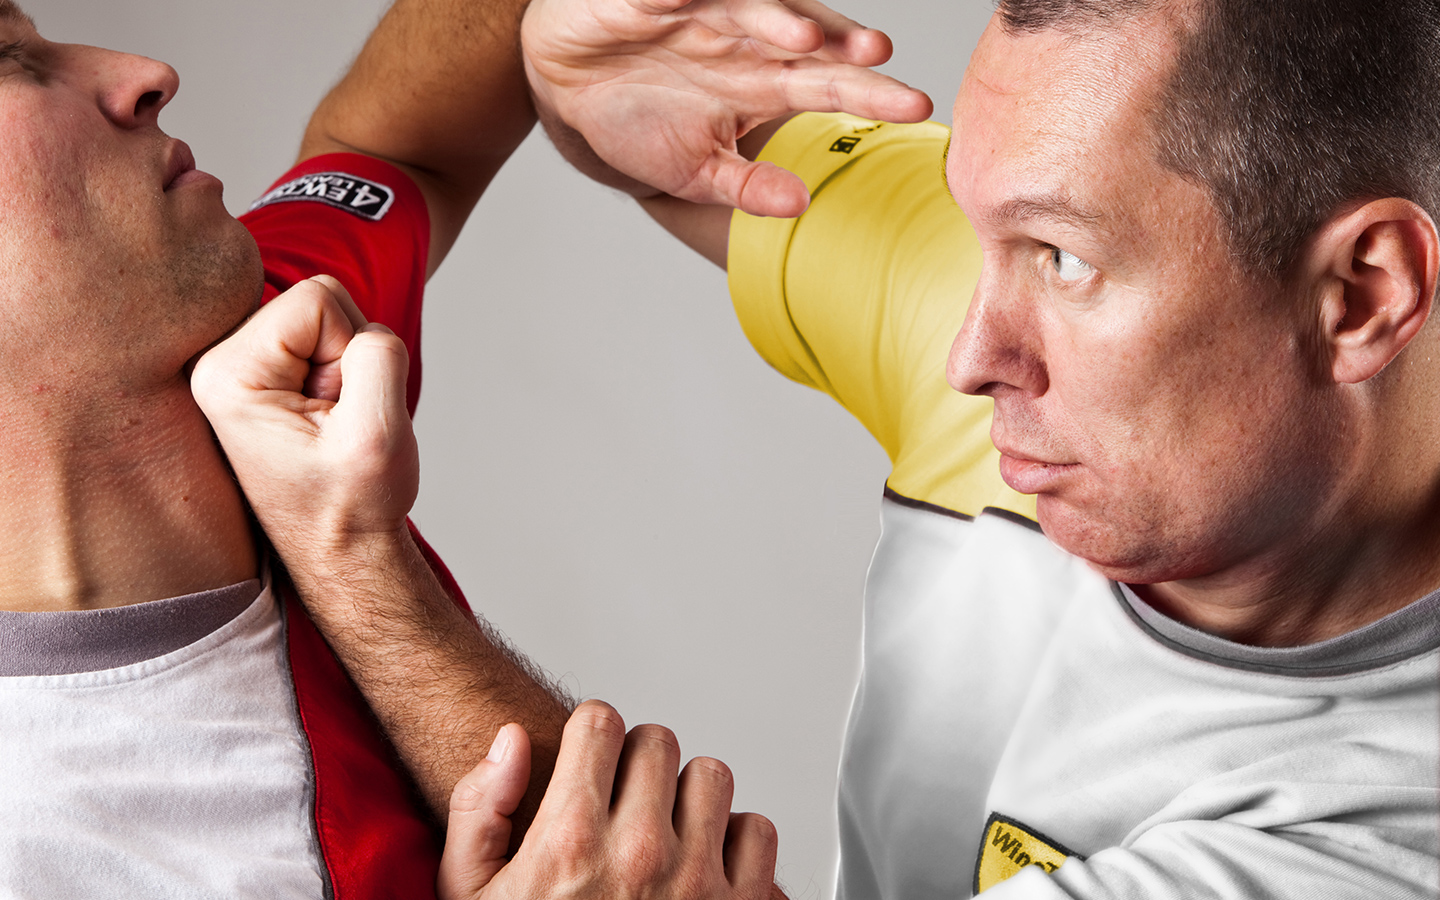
534;700;628;830
297;276;366;401
672;756;735;860
626;0;693;14
437;724;533;900
686;152;810;218
308;274;368;331
611;723;684;832
783;0;891;65
720;0;825;55
332;325;412;441
722;812;779;900
775;60;933;123
607;724;685;886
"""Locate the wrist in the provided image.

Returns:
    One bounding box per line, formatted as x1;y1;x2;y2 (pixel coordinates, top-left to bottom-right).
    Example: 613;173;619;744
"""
265;514;418;590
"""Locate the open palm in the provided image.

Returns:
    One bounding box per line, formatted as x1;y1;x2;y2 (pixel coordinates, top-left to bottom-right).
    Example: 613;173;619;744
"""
522;0;933;217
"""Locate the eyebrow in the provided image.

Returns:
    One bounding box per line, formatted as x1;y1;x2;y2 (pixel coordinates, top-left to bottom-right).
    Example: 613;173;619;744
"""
988;192;1104;230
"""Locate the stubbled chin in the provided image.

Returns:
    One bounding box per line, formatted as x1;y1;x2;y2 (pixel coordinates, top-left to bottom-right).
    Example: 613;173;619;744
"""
1034;494;1194;584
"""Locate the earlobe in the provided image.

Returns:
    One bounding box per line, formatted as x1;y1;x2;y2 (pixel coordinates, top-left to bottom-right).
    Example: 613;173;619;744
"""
1315;199;1439;385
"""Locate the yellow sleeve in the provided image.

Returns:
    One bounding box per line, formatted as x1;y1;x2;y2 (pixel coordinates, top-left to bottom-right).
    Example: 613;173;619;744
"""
727;112;1034;520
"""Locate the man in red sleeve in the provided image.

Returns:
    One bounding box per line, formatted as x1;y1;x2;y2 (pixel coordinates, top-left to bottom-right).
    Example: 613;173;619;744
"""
0;0;928;896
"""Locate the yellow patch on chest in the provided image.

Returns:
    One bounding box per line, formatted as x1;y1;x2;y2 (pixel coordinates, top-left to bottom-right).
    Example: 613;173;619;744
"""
974;813;1081;893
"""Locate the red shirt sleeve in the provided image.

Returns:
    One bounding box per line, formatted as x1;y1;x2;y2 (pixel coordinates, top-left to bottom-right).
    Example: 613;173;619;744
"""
240;155;472;617
240;153;430;417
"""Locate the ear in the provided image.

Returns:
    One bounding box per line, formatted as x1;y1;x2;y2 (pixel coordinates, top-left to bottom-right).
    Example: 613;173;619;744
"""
1309;198;1439;384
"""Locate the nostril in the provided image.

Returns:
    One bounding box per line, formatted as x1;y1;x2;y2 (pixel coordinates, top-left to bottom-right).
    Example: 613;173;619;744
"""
135;89;165;116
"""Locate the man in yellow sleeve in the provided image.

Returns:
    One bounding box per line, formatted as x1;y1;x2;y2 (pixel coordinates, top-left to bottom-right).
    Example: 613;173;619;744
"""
521;0;1440;896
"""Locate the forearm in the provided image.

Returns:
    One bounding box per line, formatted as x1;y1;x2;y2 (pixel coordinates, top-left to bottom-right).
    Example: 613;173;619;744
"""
301;0;537;271
284;524;571;835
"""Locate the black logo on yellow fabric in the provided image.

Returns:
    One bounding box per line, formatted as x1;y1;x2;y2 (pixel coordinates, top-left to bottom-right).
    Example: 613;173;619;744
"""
829;136;861;154
973;812;1082;893
248;172;395;221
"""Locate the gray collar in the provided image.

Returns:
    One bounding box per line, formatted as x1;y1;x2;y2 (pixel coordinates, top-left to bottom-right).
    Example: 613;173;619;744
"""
1115;582;1440;677
0;580;264;676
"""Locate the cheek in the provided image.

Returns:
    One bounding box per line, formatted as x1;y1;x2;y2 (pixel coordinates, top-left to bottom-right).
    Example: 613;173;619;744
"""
0;127;93;247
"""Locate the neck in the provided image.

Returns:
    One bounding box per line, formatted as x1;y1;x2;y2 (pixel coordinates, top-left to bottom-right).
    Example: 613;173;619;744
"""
0;371;257;612
1138;499;1440;646
1139;372;1440;646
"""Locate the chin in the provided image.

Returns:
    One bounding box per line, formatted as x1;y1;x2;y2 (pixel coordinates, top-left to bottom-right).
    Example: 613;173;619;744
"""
164;226;266;368
1036;493;1218;585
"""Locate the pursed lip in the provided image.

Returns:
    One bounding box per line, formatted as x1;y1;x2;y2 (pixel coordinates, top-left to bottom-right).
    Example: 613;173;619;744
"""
993;444;1077;494
162;139;196;190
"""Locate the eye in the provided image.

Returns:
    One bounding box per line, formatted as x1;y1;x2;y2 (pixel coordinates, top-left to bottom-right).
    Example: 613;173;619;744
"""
1048;247;1093;283
0;40;26;65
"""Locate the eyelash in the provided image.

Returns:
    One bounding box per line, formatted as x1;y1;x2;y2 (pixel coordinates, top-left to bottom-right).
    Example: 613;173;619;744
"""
1043;245;1095;283
0;40;25;63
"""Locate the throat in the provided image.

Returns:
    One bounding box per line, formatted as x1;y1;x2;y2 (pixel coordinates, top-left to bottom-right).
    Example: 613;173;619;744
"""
0;381;258;612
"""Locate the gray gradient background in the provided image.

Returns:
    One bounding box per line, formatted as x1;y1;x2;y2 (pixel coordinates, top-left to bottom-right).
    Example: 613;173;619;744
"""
30;1;992;893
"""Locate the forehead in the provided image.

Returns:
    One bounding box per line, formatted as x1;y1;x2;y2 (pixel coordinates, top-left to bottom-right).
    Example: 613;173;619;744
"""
947;15;1182;231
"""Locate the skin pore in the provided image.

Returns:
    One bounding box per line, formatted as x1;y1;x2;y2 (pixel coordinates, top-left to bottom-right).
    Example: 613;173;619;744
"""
0;3;264;611
945;11;1440;646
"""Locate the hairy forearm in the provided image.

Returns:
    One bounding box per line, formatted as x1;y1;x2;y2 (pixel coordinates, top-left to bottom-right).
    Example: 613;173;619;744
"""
284;526;571;836
302;0;538;266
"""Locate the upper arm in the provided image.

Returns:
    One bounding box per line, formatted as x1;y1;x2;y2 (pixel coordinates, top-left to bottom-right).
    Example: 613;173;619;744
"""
725;112;1033;518
297;134;473;279
296;0;535;280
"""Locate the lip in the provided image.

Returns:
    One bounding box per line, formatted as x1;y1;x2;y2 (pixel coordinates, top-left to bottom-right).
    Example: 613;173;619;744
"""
162;139;197;190
996;449;1076;495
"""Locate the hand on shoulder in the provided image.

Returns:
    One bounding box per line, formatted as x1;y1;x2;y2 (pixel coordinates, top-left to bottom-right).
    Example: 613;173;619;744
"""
440;700;782;900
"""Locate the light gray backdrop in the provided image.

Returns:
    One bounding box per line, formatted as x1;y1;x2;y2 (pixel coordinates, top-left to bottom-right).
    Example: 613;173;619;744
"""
31;1;991;894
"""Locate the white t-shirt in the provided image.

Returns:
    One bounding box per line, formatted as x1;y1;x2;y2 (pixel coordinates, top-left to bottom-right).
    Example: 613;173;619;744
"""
0;576;330;898
836;501;1440;899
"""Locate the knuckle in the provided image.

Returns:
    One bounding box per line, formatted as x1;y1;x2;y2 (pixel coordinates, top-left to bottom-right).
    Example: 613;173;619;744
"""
613;824;673;885
546;816;605;860
747;812;778;848
286;276;335;308
684;755;733;788
629;723;681;758
569;699;627;740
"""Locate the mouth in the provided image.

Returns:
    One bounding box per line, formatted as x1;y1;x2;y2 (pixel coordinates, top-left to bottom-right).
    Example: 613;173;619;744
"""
162;139;198;191
993;445;1077;495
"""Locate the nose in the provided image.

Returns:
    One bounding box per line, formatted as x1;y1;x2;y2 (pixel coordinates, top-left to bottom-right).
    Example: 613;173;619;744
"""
946;271;1049;398
89;46;179;128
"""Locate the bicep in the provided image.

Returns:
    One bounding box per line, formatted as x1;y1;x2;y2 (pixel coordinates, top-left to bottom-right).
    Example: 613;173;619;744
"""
297;133;481;279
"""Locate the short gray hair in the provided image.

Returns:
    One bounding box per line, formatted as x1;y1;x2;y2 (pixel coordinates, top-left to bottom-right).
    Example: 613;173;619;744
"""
997;0;1440;277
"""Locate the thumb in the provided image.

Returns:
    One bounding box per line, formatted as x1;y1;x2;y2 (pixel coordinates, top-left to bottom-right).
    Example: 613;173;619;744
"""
691;153;810;218
438;724;534;900
331;324;412;444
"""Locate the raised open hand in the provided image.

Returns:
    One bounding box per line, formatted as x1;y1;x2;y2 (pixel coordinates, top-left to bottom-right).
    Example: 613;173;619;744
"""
522;0;933;217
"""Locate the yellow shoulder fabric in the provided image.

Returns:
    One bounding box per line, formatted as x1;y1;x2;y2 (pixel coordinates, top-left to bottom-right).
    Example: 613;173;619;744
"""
727;112;1035;520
